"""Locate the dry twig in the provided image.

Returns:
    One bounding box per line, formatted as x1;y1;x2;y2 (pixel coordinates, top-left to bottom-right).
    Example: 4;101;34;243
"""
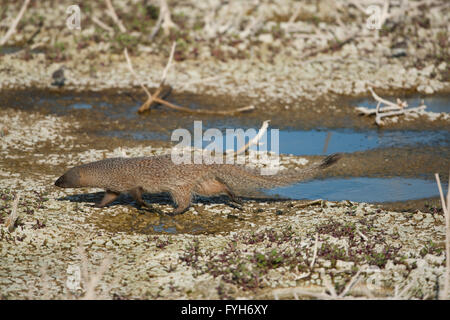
105;0;127;33
148;0;178;40
235;120;270;155
295;199;323;209
310;233;319;269
273;269;366;300
0;0;30;46
91;16;115;35
435;173;449;300
5;192;21;232
77;246;112;300
357;88;428;126
159;0;178;35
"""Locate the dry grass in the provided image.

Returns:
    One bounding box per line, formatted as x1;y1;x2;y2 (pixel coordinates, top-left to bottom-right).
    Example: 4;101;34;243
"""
5;192;21;232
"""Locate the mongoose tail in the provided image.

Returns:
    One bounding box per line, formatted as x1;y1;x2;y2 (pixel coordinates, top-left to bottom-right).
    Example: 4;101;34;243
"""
214;153;342;194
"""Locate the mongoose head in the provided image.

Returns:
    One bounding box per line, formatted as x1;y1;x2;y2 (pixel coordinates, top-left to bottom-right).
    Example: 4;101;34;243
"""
55;167;83;188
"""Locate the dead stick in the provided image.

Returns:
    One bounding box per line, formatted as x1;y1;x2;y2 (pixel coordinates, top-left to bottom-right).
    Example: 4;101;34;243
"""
138;85;164;113
369;87;401;109
235;120;270;155
5;192;21;232
91;16;115;35
149;9;163;41
0;0;30;46
137;42;176;112
160;42;176;86
375;106;427;126
295;199;323;209
310;233;319;269
105;0;126;33
152;96;255;115
159;0;178;34
435;173;450;300
124;48;152;98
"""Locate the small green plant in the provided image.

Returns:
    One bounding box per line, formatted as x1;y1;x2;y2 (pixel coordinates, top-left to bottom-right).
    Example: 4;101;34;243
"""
419;240;443;257
179;238;202;267
111;33;139;53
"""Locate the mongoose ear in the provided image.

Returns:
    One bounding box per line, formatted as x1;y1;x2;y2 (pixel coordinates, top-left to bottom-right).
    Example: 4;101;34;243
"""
319;153;342;168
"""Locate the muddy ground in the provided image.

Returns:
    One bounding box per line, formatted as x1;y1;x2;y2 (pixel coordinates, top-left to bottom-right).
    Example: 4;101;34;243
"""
0;0;449;300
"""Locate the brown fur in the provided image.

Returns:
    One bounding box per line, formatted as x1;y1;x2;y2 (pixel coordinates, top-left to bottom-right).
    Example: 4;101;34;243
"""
55;153;341;215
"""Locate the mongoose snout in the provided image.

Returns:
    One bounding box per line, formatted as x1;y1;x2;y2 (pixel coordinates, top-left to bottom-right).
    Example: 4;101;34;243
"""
54;154;341;215
55;167;82;188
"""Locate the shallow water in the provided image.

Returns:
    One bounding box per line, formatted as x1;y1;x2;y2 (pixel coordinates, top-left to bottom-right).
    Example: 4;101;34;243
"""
267;177;448;203
237;129;448;155
100;124;450;155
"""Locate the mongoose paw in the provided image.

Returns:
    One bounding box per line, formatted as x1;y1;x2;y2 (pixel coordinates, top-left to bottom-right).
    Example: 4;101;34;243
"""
230;203;244;211
137;203;165;215
148;206;165;215
228;200;243;211
169;207;189;216
228;196;244;210
232;197;244;205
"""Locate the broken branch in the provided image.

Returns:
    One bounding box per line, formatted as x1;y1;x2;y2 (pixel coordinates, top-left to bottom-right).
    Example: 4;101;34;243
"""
105;0;127;33
159;0;178;35
5;192;21;232
91;15;115;35
435;173;450;300
235;120;270;155
0;0;30;46
357;88;429;126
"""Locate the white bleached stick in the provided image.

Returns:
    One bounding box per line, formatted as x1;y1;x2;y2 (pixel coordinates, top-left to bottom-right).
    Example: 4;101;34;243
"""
0;0;30;46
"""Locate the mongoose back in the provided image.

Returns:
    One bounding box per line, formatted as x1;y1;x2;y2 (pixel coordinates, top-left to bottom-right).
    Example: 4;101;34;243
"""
55;153;341;215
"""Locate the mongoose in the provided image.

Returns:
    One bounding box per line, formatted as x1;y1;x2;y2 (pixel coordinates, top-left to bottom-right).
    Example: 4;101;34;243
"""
55;153;341;215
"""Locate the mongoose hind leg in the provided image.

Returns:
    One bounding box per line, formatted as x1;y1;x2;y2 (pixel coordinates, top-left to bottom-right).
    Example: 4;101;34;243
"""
168;187;193;216
129;187;164;215
215;178;243;208
129;187;149;208
225;189;243;205
95;190;120;208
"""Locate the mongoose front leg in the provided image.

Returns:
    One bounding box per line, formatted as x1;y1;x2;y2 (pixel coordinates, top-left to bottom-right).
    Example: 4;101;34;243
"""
225;189;243;205
129;187;147;207
215;177;243;207
129;187;164;214
95;190;120;208
168;187;192;216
